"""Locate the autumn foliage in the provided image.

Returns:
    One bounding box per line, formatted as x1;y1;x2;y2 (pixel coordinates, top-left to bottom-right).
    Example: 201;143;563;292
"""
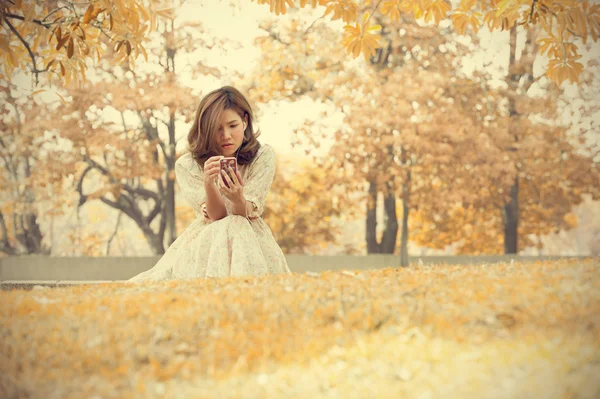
263;158;357;254
252;0;599;86
0;0;175;85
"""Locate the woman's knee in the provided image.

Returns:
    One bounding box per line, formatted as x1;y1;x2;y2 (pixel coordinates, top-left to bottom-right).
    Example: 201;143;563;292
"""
212;215;250;229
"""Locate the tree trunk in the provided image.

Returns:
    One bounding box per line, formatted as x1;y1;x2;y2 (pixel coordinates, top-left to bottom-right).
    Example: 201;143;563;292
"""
503;178;519;253
366;179;380;253
141;224;165;255
365;179;399;254
503;23;520;254
399;170;411;267
502;25;538;254
381;183;398;253
165;112;177;246
400;193;410;267
13;157;47;254
21;213;47;254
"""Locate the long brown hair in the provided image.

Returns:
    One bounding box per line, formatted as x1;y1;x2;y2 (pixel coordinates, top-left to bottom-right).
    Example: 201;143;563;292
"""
188;86;261;169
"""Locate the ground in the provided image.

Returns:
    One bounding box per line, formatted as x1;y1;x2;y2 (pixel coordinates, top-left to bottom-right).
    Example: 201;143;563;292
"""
1;259;599;398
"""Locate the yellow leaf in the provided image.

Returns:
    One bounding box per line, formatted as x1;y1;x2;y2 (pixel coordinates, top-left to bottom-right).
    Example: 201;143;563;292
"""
495;0;513;17
56;92;67;105
138;44;148;62
83;4;95;24
324;0;358;24
342;21;381;61
67;38;74;58
0;35;10;53
381;0;402;21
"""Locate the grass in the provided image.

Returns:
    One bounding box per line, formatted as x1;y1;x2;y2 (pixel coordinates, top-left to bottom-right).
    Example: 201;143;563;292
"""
1;259;599;398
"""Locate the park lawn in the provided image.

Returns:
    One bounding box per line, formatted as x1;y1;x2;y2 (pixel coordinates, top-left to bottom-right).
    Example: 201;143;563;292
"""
1;259;599;398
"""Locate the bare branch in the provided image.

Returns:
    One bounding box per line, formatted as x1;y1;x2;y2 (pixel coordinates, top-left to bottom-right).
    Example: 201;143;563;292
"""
99;195;140;223
84;156;161;202
146;201;162;225
142;113;168;159
304;16;323;35
157;202;167;242
105;210;123;256
75;164;94;207
524;73;545;92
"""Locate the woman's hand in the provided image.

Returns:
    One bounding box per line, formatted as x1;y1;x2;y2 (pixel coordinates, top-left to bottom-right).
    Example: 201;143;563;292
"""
219;165;245;204
203;156;224;186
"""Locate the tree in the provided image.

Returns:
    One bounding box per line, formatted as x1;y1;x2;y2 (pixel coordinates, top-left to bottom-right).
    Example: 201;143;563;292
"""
0;82;72;255
252;0;600;87
0;0;174;85
404;26;600;254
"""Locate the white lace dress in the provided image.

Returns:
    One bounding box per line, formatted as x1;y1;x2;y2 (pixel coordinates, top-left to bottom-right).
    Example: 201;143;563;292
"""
128;144;291;282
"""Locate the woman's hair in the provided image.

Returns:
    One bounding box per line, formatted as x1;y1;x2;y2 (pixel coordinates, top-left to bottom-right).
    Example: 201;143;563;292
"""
188;86;261;169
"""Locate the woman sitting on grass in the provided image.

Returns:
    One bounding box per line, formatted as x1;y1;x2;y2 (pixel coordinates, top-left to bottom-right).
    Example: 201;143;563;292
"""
129;86;290;282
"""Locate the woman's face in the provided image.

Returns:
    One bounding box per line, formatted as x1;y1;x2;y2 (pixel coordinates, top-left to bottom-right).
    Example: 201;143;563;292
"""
215;108;246;156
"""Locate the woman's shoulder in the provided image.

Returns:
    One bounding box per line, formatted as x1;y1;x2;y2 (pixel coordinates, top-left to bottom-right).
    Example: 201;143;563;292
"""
254;143;276;161
175;152;203;177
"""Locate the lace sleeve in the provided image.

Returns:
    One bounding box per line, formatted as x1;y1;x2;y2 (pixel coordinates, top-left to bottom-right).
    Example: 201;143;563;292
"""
244;144;276;219
175;153;206;218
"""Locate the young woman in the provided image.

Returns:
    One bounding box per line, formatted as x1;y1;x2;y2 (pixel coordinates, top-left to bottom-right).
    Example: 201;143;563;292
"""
129;86;290;281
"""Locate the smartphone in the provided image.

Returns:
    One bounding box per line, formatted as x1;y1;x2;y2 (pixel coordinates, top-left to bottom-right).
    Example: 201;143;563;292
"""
220;157;237;188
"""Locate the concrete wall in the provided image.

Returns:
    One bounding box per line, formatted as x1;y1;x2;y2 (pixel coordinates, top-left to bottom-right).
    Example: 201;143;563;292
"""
0;255;592;281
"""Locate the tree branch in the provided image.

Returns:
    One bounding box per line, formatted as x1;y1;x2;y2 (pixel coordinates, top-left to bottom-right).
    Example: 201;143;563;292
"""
78;156;162;238
524;73;545;92
41;6;70;24
268;30;291;46
5;13;52;29
141;113;168;159
99;195;140;223
528;0;538;23
75;165;94;207
146;201;162;225
4;18;42;85
84;156;161;202
105;210;122;256
157;202;167;241
304;16;323;35
565;28;584;39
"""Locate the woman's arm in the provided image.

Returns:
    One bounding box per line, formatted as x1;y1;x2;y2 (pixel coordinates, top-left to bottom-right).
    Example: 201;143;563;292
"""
234;144;277;219
204;179;228;220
